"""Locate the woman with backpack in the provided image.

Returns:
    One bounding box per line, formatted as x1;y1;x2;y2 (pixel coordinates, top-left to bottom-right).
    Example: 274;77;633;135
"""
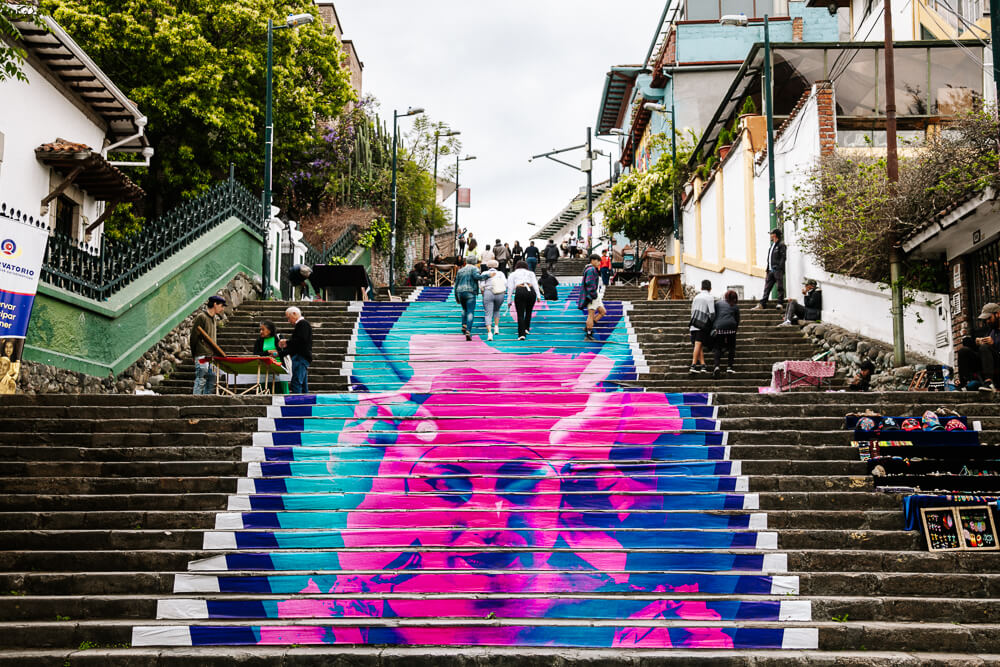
481;260;507;341
711;289;741;378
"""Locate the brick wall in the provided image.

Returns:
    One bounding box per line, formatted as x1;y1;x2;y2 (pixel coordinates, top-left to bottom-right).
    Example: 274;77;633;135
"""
792;17;804;41
815;81;836;157
950;256;970;353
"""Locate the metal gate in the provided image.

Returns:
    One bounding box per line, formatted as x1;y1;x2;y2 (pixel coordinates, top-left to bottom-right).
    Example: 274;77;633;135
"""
968;235;1000;326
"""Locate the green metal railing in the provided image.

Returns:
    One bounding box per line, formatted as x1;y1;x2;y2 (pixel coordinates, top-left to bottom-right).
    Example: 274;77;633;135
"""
303;224;360;267
41;175;262;301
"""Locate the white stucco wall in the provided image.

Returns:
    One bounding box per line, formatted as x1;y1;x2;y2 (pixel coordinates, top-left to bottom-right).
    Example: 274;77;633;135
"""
0;57;107;238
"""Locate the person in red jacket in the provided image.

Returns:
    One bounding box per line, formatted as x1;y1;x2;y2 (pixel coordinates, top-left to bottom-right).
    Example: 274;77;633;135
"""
598;250;612;287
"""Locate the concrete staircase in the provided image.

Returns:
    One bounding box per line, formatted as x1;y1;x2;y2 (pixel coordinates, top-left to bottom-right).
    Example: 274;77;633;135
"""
3;286;1000;664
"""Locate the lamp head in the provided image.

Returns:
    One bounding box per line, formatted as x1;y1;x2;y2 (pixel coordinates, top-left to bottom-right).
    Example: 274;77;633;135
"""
406;107;425;116
643;102;667;112
463;155;477;161
720;14;750;26
285;13;314;28
609;128;627;136
828;2;838;15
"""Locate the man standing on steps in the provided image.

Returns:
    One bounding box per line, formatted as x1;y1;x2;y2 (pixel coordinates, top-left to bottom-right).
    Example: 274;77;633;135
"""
579;254;606;341
493;239;511;274
544;239;559;270
753;228;786;310
278;306;313;394
190;295;226;394
525;241;540;273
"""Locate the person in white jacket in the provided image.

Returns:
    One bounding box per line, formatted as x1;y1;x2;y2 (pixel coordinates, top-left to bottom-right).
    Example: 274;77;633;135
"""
689;279;715;374
506;261;541;340
480;259;506;341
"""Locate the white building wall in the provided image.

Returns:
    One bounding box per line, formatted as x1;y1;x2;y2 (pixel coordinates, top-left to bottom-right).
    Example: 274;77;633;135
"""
849;0;917;40
0;57;107;236
721;147;746;265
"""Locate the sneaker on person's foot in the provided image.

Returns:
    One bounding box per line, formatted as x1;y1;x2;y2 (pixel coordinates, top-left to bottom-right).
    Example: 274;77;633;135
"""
689;365;699;374
776;320;794;327
466;333;472;342
494;325;500;335
979;381;997;392
487;331;493;341
585;330;595;341
776;302;784;310
518;335;526;341
694;364;707;374
726;367;736;374
751;305;764;311
713;366;721;379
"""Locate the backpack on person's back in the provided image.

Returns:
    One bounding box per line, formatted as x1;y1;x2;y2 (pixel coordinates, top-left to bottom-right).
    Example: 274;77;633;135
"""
490;272;507;295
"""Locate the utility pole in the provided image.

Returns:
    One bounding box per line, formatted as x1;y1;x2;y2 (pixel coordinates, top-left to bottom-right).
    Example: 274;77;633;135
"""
884;0;906;367
992;0;1000;105
586;126;593;253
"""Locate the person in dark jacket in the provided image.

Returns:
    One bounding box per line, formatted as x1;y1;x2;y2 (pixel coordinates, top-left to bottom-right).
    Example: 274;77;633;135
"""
525;241;540;273
957;336;984;391
190;295;226;394
711;290;741;378
753;228;786;310
544;239;560;269
848;359;875;392
539;269;559;301
778;279;822;326
278;306;313;394
288;263;313;300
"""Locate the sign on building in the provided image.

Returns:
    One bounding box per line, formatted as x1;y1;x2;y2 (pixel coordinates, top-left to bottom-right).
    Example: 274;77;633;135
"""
0;212;50;393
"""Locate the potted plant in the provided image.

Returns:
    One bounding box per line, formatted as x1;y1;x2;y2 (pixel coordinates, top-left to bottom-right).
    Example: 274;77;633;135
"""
738;97;767;153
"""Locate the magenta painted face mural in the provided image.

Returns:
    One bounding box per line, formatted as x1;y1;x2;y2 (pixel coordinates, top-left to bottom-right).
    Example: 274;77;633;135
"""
137;298;816;651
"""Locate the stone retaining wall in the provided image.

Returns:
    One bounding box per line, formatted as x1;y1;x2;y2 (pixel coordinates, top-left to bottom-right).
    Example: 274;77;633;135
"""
17;273;260;395
801;321;941;391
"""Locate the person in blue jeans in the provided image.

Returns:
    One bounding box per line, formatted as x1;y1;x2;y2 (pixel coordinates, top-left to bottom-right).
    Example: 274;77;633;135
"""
278;306;312;394
454;256;495;341
524;240;540;273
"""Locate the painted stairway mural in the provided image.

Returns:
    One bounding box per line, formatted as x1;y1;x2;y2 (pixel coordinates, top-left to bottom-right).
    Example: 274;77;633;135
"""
133;286;818;650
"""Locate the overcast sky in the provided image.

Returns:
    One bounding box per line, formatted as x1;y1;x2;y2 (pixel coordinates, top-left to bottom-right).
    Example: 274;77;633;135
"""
334;1;667;246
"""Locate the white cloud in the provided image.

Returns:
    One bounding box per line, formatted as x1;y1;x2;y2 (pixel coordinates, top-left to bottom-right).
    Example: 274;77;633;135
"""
332;1;665;245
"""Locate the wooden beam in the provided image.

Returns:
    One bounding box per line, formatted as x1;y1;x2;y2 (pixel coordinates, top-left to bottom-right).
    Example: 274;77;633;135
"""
39;164;85;211
86;200;119;233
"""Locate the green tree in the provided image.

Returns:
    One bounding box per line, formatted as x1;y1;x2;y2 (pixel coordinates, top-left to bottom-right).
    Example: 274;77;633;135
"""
0;4;39;82
599;131;693;243
404;115;463;181
790;107;1000;292
40;0;355;218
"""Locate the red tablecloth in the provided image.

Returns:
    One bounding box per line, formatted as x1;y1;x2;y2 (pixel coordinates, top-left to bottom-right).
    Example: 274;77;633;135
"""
771;360;836;392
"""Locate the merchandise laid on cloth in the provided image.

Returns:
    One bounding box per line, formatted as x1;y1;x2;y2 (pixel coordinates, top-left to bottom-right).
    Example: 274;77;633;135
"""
212;356;288;396
843;410;1000;551
768;361;835;392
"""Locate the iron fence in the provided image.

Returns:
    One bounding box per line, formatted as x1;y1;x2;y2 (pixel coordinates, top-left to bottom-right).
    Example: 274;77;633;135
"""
41;175;262;301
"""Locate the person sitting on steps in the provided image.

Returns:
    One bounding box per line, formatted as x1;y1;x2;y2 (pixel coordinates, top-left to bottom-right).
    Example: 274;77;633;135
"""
778;278;822;327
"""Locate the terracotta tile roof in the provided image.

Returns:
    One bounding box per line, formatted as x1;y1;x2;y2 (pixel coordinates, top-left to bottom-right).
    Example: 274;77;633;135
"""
35;139;143;202
36;140;93;154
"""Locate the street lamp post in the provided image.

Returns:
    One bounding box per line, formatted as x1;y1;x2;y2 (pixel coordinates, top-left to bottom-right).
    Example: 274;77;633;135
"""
432;127;460;188
263;12;314;300
454;154;477;256
390;106;425;295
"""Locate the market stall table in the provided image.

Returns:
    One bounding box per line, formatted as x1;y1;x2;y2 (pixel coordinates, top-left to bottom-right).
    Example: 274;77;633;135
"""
212;356;287;396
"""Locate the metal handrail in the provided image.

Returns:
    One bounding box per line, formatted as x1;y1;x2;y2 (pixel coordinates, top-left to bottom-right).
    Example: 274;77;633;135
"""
40;175;262;301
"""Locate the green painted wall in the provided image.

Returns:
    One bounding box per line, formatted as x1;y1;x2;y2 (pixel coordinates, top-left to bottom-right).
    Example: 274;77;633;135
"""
25;218;262;377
